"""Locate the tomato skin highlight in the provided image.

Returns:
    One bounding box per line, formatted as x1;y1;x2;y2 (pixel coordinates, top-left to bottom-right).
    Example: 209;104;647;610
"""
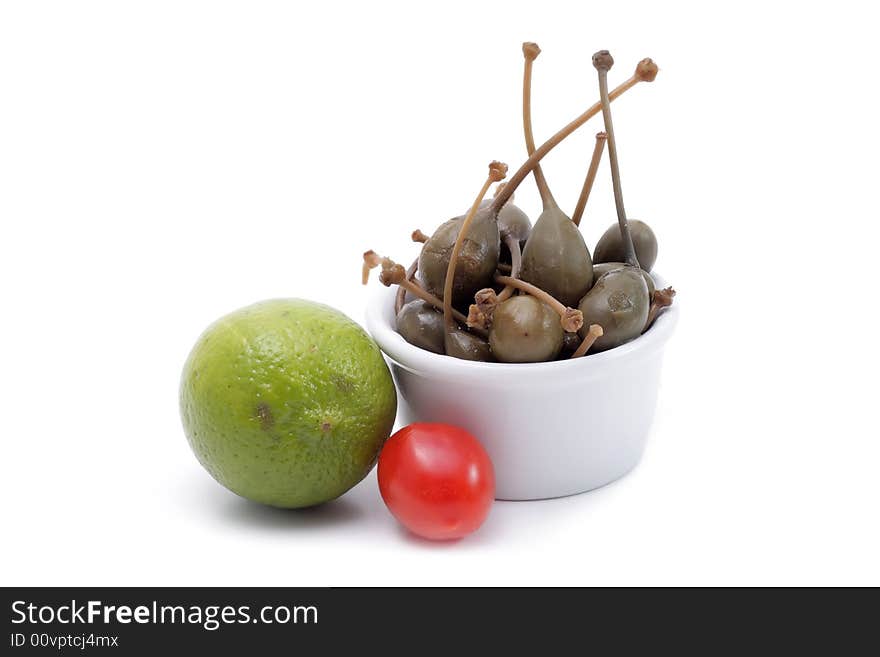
378;423;495;540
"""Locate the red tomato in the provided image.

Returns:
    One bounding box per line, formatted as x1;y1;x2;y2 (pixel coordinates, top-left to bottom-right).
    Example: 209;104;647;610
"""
378;423;495;540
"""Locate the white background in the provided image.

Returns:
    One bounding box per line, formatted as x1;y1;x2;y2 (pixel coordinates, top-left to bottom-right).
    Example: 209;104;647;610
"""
2;1;878;586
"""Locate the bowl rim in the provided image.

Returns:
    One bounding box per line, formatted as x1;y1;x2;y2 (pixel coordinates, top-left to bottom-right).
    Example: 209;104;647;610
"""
365;271;678;378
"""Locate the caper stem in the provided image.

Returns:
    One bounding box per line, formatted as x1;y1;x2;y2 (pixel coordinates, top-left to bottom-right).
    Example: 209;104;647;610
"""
571;132;607;227
506;234;522;279
495;274;564;314
466;288;498;331
362;250;381;285
492;58;657;213
443;162;508;335
496;235;522;302
643;286;676;332
522;43;556;209
400;278;477;331
364;250;484;334
394;257;419;314
570;324;604;358
494;274;583;332
594;51;640;269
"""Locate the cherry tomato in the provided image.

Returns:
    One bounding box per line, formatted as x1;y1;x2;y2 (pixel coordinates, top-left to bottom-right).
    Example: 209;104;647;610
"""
378;423;495;540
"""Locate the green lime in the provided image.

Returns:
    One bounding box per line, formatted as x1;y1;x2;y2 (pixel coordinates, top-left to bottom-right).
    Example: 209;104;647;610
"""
180;299;397;508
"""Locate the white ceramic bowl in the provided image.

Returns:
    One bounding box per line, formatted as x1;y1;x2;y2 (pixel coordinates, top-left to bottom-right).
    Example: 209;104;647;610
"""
365;276;678;500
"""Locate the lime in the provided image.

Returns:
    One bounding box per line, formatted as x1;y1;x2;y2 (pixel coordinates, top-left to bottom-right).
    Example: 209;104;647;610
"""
180;299;397;508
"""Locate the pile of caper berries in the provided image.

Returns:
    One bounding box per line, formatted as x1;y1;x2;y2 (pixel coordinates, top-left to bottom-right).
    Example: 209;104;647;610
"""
363;46;674;363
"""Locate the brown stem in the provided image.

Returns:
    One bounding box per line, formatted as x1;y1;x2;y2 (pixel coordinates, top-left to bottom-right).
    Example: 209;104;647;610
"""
362;250;382;285
403;277;481;335
570;324;604;358
571;132;607;227
644;286;676;332
493;182;513;203
467;288;499;331
394;229;427;313
443;162;508;335
492;57;657;213
522;42;556;209
594;50;640;269
394;257;419;314
496;234;522;302
494;274;583;332
363;251;484;335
